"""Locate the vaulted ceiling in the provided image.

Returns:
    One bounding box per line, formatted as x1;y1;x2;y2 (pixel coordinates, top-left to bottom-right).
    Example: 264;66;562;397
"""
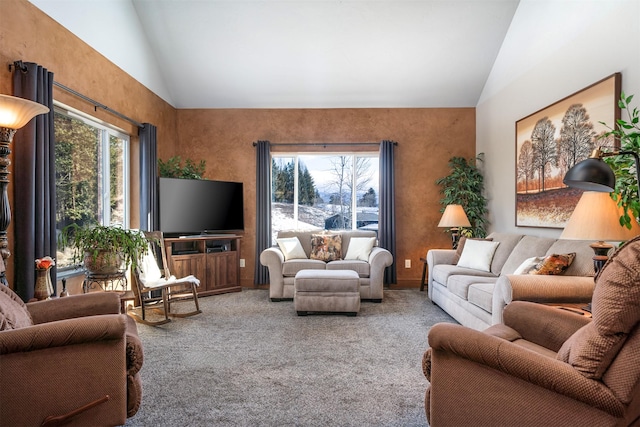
30;0;520;109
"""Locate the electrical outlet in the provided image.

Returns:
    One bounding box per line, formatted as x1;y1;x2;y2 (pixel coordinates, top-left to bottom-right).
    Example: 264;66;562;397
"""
239;259;246;268
405;259;411;268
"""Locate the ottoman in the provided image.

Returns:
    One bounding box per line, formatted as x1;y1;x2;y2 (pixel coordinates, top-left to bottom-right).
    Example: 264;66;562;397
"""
294;270;360;316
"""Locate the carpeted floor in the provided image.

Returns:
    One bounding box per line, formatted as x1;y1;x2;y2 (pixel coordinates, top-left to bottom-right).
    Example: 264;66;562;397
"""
125;288;456;427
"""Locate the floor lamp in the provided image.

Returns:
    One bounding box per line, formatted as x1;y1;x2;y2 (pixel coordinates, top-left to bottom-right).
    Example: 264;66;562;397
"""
438;204;471;249
0;94;50;283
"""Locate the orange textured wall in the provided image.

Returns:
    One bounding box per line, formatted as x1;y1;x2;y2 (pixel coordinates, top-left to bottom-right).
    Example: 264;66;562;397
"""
176;108;476;287
0;0;177;287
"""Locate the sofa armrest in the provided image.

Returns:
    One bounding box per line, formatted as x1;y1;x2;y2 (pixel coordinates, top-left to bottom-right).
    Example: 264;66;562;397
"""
492;274;594;325
27;292;121;324
260;247;286;298
0;314;126;355
367;247;393;299
427;323;623;417
426;249;456;297
502;301;592;352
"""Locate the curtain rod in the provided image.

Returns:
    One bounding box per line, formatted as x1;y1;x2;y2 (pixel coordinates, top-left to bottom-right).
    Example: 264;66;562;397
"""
252;141;397;147
52;81;144;129
11;60;144;129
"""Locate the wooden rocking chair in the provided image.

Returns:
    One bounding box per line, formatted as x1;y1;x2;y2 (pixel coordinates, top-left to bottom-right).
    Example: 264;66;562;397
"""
129;231;202;325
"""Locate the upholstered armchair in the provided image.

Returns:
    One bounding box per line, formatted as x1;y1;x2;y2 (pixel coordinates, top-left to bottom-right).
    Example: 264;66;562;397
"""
0;287;143;426
422;235;640;427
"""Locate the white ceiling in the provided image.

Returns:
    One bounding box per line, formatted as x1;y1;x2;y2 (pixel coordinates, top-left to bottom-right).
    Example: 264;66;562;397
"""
30;0;520;109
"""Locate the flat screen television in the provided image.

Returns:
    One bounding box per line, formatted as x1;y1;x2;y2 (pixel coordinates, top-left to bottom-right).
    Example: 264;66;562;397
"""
158;177;244;236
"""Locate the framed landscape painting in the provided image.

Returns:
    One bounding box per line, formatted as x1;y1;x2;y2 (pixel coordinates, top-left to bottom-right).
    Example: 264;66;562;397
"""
515;73;621;228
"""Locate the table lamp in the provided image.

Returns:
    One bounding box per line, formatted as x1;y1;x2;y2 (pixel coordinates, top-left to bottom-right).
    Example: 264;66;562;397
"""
560;191;640;274
438;204;471;249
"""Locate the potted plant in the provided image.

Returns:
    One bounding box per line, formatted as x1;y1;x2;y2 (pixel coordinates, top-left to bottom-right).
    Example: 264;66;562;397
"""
600;92;640;229
435;153;488;238
60;224;150;274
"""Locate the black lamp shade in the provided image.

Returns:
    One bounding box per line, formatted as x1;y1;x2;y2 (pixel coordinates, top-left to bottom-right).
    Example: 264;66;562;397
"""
563;158;616;192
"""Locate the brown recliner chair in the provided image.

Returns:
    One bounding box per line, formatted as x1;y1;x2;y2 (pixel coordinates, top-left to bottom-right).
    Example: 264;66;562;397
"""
0;285;143;426
423;235;640;427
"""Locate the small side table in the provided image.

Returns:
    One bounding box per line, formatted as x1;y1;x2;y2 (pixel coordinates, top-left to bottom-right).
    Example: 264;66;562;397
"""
420;257;428;292
83;271;130;313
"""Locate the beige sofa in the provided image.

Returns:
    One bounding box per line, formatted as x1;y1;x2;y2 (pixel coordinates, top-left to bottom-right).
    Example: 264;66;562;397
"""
427;232;597;330
260;229;393;302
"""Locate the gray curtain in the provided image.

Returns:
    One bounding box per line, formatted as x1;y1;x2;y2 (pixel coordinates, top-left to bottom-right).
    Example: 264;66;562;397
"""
379;140;397;285
12;62;56;301
254;140;271;285
139;123;158;231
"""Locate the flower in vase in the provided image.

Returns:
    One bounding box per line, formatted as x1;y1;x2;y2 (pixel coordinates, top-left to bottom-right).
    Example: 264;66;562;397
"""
35;256;55;270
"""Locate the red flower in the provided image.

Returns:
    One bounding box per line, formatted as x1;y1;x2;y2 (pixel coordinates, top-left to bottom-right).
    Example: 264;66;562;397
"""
35;256;55;270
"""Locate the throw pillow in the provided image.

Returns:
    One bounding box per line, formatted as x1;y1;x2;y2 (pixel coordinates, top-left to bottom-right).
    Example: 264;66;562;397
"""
310;233;342;262
276;237;308;261
0;285;33;330
453;237;494;264
456;239;500;272
344;237;376;261
513;253;575;275
513;256;545;275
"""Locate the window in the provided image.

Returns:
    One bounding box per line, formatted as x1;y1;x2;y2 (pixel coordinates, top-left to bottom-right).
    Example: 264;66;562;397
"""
54;105;130;270
271;153;379;242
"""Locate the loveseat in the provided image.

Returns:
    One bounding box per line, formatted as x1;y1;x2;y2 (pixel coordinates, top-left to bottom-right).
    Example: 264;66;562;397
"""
427;232;597;330
260;229;393;302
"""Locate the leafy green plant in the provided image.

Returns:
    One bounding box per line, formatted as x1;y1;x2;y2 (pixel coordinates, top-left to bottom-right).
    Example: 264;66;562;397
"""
436;153;488;238
600;92;640;229
59;224;150;272
158;156;206;179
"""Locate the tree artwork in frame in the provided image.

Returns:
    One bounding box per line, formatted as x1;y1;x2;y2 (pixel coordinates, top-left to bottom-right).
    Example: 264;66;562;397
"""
515;73;621;228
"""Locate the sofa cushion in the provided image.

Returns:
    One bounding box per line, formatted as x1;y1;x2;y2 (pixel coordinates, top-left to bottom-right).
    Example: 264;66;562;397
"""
546;239;595;277
0;285;33;330
276;237;308;261
501;235;556;275
486;232;525;275
557;235;640;379
282;259;327;277
344;237;376;261
326;260;370;278
447;275;497;301
310;233;342;261
456;239;500;272
432;264;496;286
468;283;495;313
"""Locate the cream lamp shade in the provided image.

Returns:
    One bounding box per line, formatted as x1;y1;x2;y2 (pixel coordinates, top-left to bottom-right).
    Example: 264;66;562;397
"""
560;191;640;241
0;94;50;130
438;204;471;228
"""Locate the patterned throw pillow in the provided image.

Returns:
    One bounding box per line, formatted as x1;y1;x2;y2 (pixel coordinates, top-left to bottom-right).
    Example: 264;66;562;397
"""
310;233;342;261
528;253;576;275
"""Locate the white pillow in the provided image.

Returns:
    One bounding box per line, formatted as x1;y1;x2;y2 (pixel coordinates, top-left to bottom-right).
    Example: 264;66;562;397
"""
344;237;376;261
456;239;500;272
276;237;307;261
513;256;545;275
138;245;163;283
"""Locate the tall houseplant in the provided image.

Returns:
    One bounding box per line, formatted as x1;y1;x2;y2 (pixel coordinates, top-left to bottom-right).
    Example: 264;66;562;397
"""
600;92;640;229
436;153;488;238
158;156;206;179
60;225;149;274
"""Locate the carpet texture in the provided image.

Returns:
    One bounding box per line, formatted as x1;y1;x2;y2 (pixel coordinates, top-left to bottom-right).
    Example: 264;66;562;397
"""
125;288;456;426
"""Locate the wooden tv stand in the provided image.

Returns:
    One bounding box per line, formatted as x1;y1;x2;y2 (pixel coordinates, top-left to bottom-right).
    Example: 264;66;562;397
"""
163;234;242;297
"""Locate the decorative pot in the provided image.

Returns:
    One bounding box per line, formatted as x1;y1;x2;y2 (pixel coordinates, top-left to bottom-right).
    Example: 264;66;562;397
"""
34;267;54;300
84;251;124;274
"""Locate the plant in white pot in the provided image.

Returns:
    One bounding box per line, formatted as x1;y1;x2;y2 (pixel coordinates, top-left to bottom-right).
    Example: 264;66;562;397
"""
60;224;149;274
